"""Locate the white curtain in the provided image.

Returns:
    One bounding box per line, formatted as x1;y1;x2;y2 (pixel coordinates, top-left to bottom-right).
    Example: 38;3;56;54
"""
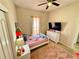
32;16;40;35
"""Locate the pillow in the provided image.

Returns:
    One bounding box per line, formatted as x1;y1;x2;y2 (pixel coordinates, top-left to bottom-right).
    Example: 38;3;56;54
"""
39;33;48;39
32;34;40;39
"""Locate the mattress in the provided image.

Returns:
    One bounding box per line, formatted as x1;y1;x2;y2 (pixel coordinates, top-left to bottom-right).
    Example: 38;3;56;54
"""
26;38;48;48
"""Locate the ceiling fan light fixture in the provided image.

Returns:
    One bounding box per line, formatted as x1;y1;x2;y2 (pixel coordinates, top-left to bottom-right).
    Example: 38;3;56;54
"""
38;0;60;10
48;2;52;6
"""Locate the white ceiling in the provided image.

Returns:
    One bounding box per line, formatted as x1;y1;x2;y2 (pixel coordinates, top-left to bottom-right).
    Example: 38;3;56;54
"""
13;0;78;12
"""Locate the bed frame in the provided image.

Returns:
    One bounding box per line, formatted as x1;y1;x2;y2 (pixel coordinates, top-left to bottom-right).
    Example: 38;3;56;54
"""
30;39;49;50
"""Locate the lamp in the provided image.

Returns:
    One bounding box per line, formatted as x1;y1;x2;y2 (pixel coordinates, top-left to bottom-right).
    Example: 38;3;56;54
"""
48;2;52;6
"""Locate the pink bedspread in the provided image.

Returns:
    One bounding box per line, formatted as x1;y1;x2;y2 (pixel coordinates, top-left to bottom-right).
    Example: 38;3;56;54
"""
26;38;48;48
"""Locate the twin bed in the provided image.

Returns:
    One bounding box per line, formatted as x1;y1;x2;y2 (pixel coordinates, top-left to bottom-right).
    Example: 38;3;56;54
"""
24;33;49;50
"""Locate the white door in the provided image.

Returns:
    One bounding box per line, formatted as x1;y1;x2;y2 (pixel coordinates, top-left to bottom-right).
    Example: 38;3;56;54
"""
0;39;5;59
0;11;14;59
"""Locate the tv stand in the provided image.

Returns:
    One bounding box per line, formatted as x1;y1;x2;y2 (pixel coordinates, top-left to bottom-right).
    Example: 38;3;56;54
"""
47;30;60;43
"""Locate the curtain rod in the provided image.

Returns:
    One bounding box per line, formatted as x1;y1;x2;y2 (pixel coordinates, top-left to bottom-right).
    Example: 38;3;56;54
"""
0;9;6;13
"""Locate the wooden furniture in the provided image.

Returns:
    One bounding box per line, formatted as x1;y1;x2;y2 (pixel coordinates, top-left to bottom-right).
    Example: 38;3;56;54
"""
47;30;60;43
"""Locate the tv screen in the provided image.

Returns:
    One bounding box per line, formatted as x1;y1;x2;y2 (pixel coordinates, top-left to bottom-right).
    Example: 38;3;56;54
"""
53;22;61;31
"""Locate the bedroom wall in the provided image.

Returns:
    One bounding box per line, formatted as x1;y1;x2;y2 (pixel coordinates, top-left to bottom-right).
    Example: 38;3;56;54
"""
48;1;79;48
16;7;48;35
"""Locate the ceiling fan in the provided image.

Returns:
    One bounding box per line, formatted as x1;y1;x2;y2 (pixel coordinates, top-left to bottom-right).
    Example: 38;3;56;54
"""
38;0;60;10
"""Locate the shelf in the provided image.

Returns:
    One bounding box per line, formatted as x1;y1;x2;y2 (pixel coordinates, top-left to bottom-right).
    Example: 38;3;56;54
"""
16;44;30;58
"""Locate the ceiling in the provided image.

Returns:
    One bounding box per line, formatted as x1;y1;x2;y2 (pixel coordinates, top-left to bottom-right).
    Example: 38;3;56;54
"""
13;0;78;12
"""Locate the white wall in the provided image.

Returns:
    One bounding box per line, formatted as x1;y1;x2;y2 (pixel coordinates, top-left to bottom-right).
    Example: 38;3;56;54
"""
48;1;79;48
0;0;17;58
15;0;79;48
16;7;48;35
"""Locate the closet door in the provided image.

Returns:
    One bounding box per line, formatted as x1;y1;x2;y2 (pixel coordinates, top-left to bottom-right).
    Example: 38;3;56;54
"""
0;11;14;59
0;38;5;59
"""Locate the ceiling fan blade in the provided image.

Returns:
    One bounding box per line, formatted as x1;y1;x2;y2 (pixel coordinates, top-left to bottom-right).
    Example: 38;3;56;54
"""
47;0;56;2
38;2;47;6
46;5;49;9
52;2;60;6
52;0;57;1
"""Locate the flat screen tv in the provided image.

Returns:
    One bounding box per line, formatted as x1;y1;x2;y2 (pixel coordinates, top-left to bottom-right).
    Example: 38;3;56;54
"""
53;22;61;31
48;22;61;31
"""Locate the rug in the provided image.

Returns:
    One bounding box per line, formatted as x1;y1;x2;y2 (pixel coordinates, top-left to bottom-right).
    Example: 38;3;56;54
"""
31;41;77;59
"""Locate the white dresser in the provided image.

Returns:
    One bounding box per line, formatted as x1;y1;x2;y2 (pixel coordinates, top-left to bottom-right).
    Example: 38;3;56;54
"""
47;30;60;43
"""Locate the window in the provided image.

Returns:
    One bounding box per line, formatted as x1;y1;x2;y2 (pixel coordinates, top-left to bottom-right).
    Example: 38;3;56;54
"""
32;16;40;35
